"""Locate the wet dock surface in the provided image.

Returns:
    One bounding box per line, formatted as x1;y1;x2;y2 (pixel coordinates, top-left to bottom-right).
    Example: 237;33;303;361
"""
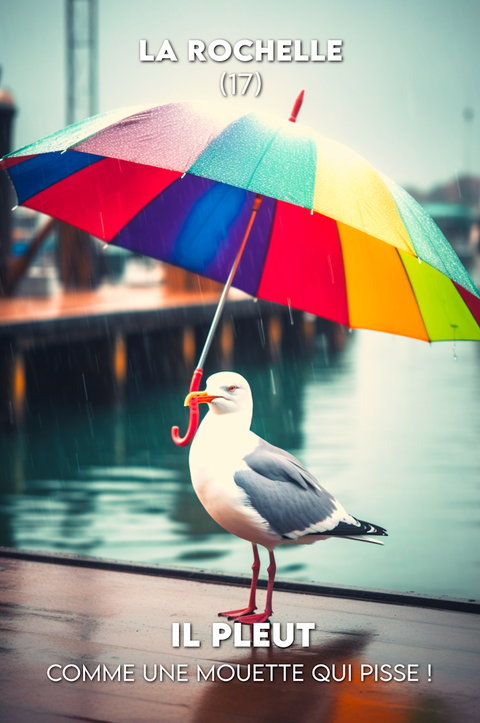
0;553;478;723
0;285;228;336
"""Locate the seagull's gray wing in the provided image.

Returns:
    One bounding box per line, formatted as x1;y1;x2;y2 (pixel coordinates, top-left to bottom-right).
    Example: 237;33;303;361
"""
234;438;387;541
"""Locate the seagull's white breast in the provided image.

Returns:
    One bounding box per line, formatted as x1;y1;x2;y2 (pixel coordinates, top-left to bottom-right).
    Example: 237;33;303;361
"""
189;412;280;548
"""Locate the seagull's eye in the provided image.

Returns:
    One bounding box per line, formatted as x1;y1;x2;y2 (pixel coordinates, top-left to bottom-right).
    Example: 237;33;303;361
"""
228;385;237;393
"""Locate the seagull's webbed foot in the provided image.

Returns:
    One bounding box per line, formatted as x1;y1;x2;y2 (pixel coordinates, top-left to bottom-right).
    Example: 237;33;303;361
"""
235;611;272;624
218;607;257;620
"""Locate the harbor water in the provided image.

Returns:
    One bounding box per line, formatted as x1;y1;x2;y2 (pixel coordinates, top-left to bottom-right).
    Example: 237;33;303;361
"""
1;328;479;600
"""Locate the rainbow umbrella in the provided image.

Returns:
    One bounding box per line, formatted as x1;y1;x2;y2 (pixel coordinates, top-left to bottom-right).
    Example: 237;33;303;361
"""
2;94;480;443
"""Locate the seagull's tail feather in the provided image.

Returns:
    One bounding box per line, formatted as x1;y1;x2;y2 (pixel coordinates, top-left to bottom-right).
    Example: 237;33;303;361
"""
343;535;385;546
326;517;388;540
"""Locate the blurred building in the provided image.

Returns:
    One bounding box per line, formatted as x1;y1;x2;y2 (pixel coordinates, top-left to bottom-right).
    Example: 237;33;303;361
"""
406;174;480;263
0;76;16;296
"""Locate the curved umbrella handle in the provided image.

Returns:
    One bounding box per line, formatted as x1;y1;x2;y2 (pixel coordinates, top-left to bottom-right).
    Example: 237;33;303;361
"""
171;367;204;447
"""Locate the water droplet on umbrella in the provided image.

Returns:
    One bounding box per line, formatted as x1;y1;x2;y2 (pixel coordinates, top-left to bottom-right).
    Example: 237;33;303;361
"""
11;205;18;211
452;325;458;359
418;257;422;264
61;149;67;154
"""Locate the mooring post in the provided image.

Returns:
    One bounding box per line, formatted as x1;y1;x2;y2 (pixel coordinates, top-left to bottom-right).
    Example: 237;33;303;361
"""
182;326;196;368
267;314;283;359
0;339;26;432
111;331;127;399
220;319;234;368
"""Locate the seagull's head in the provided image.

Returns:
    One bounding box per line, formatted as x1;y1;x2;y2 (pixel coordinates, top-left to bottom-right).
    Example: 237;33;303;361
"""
185;371;253;417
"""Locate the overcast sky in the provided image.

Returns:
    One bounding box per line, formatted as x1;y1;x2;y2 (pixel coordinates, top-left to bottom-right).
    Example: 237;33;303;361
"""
1;0;479;189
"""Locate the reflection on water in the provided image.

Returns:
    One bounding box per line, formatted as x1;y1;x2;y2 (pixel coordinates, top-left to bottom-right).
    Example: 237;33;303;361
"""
1;330;479;599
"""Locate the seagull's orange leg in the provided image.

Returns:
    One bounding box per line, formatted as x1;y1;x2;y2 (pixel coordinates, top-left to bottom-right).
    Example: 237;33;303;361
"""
236;551;276;624
218;543;260;619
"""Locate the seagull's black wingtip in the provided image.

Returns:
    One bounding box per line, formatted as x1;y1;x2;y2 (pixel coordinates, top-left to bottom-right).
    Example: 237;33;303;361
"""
356;519;388;536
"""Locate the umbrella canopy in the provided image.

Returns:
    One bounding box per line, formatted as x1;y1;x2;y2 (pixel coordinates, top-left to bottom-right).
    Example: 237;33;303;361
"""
2;100;480;342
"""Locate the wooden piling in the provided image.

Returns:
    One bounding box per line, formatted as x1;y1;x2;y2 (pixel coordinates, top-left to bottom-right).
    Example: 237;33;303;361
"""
182;326;196;368
112;331;127;394
0;339;25;431
267;314;283;359
220;319;234;368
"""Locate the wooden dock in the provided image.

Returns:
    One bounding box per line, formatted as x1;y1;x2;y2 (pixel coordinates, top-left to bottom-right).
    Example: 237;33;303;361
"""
0;284;308;431
0;284;248;339
0;550;478;723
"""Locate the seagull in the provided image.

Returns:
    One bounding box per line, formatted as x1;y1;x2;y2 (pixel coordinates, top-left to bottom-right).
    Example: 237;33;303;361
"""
186;371;387;624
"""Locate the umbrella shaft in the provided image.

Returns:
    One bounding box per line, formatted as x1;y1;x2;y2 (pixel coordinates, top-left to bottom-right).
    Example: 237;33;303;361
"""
197;194;263;370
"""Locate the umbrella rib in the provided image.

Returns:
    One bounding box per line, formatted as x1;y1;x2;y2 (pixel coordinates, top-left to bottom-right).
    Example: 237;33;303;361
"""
243;125;283;192
252;200;278;299
197;195;263;369
333;221;352;330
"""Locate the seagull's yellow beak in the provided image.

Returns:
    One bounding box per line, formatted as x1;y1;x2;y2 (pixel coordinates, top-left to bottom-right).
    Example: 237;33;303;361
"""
184;391;218;407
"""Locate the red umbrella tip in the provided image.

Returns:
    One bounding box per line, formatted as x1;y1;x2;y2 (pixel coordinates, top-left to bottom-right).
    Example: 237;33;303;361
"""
289;90;305;123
